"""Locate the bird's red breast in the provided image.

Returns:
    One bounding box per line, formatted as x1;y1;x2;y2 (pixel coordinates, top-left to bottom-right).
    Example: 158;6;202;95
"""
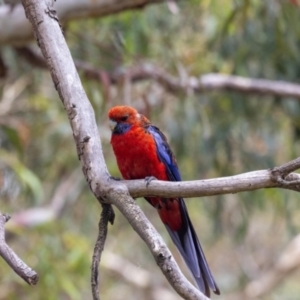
109;106;168;181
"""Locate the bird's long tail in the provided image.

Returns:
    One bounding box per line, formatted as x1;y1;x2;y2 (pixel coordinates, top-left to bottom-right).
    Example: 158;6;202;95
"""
165;199;220;297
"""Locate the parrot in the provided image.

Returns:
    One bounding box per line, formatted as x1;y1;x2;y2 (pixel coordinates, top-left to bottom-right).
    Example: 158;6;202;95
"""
108;105;220;297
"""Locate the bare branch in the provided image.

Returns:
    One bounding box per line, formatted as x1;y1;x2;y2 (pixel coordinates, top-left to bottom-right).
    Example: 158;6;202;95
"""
14;47;300;100
196;73;300;99
123;166;300;200
0;0;165;46
78;63;300;99
271;157;300;185
21;1;208;299
0;212;38;285
124;65;300;99
91;204;115;300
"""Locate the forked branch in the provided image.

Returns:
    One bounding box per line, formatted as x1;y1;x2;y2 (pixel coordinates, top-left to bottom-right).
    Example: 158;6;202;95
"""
0;212;38;285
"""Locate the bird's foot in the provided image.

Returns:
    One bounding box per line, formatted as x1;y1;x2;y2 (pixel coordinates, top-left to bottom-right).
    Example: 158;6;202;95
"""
145;176;157;187
109;175;121;181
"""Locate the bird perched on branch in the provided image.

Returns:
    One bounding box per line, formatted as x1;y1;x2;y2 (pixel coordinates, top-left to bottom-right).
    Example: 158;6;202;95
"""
108;105;219;297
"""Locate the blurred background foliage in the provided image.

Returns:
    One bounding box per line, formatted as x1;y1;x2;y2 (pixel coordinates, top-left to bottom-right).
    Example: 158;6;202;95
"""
1;0;300;299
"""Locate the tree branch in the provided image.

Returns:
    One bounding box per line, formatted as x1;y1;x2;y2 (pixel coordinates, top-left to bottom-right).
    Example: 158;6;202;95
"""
123;164;300;200
0;212;38;285
77;62;300;100
21;1;208;299
91;204;115;300
14;47;300;100
0;0;164;46
271;156;300;186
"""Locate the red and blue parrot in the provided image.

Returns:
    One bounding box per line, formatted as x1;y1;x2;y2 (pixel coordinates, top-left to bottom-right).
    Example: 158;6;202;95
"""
108;105;219;297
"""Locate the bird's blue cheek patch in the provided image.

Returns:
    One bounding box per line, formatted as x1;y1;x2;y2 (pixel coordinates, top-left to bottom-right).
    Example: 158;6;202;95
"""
113;123;132;135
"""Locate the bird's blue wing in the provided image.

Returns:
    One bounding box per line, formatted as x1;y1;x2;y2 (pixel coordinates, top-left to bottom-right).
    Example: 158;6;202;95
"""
148;127;202;275
148;125;182;182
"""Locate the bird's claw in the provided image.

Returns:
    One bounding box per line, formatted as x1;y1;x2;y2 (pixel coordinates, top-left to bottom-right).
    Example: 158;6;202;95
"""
145;176;157;187
109;175;121;181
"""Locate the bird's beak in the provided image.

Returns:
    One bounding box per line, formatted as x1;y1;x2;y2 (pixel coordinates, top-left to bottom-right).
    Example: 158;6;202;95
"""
109;119;117;131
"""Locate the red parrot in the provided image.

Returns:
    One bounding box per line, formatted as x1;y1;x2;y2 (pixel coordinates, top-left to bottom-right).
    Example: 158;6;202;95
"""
108;105;220;297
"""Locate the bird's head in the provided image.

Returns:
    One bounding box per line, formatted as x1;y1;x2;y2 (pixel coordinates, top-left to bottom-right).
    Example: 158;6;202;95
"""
108;106;147;134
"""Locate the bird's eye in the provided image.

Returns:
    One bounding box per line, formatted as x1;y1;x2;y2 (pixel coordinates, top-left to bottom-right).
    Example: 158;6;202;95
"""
120;116;128;121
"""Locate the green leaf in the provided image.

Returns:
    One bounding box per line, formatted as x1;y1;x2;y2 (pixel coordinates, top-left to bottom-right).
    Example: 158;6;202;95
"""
0;149;43;203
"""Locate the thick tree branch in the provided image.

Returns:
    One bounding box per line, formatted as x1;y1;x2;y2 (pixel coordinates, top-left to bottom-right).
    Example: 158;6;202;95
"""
0;212;38;285
21;1;208;299
0;0;164;46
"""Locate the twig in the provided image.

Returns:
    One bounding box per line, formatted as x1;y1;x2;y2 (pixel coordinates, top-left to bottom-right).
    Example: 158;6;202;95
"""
271;157;300;187
91;204;115;300
0;212;38;285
